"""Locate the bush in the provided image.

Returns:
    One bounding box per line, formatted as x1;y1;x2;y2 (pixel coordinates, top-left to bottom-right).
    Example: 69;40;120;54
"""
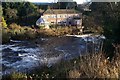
8;23;21;29
11;72;27;80
25;30;36;39
2;29;10;44
1;17;7;28
38;25;45;29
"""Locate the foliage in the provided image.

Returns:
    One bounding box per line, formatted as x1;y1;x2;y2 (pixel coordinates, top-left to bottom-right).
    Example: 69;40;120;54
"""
0;5;3;16
11;72;27;79
89;2;120;43
2;29;10;44
17;2;37;17
49;24;56;28
4;8;18;19
8;23;21;29
82;2;120;59
2;2;38;25
38;25;45;29
1;17;7;28
57;2;77;9
83;15;104;34
66;2;77;9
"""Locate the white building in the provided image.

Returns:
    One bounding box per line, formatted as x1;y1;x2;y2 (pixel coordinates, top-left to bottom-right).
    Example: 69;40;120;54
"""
36;9;83;29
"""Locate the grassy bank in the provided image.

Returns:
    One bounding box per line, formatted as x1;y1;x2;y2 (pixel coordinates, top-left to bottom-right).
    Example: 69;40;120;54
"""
2;23;84;44
2;46;120;79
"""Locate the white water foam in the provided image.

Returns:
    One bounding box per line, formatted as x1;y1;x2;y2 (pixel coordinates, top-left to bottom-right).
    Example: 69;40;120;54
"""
40;54;63;67
1;42;43;74
10;40;23;43
66;34;105;43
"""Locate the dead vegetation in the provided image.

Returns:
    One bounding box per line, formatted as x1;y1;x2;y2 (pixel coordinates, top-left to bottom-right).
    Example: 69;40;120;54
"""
68;53;119;78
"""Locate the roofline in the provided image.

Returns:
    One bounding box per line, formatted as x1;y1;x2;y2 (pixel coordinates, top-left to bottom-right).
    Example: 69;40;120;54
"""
44;12;82;15
43;9;80;14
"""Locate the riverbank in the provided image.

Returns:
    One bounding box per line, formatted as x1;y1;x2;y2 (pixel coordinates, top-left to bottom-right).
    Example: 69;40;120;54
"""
2;23;86;44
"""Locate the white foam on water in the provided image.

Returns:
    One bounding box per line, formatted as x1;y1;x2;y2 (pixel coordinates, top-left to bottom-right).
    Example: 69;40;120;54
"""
66;34;105;43
4;45;41;54
12;60;38;69
0;45;2;51
55;47;66;53
10;40;23;43
18;53;27;57
2;61;9;65
41;38;49;41
4;54;40;72
82;37;94;42
10;46;21;52
0;71;2;76
9;51;41;69
1;43;43;74
7;45;40;53
1;44;16;50
40;55;63;67
94;35;106;39
66;34;92;37
22;54;39;61
19;48;40;53
80;45;85;49
1;43;41;54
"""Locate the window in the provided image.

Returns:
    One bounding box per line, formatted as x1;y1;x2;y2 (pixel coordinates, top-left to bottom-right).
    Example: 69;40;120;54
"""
58;15;62;18
63;22;66;23
41;23;44;25
64;15;67;18
47;16;50;18
54;15;56;18
51;15;55;18
51;22;54;24
57;15;60;18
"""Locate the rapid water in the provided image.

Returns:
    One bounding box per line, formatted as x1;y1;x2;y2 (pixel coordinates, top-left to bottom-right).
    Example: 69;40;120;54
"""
1;35;105;76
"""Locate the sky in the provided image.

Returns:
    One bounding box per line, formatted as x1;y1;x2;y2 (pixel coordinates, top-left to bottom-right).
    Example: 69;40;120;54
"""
28;0;89;4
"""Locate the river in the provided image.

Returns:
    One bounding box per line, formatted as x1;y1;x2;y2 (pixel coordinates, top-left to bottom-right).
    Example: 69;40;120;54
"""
1;34;105;76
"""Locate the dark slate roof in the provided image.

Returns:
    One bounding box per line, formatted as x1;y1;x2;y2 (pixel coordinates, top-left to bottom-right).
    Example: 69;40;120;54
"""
44;9;80;14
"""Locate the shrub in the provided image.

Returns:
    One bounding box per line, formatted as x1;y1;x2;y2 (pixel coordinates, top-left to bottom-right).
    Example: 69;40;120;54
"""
1;17;7;28
9;23;21;30
11;72;27;80
2;29;10;44
25;30;36;39
5;8;18;19
38;25;45;29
